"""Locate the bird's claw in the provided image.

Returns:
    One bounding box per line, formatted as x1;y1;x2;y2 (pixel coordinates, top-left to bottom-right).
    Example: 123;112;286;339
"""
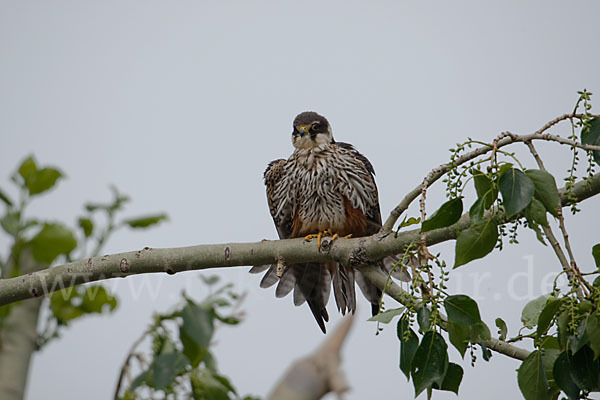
304;229;352;248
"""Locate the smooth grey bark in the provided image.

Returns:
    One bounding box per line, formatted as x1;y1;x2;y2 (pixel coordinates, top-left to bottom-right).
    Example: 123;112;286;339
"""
0;251;45;400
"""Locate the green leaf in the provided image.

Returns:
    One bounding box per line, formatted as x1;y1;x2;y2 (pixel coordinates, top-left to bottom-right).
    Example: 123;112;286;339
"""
454;217;498;268
191;370;236;400
587;312;600;359
25;167;63;196
557;311;571;349
0;211;20;236
498;162;514;177
448;320;490;359
29;223;77;264
80;286;117;313
480;342;492;362
593;244;600;269
123;213;168;229
568;345;600;391
444;295;482;325
517;350;552;400
495;318;508;341
521;294;551;329
523;210;547;246
212;373;237;395
417;306;431;331
421;198;463;232
472;170;497;208
398;316;419;380
536;297;562;339
540;336;560;351
541;349;561;398
130;370;151;391
152;352;189;390
524;197;548;227
50;289;84;322
179;325;205;368
435;362;463;395
78;217;94;238
552;351;580;400
582;117;600;165
525;169;561;217
50;286;117;323
180;302;214;366
499;168;535;218
473;321;492;341
568;318;589;353
447;321;469;358
0;187;13;207
200;274;220;286
368;307;404;324
399;216;421;229
469;197;485;223
18;156;37;182
411;331;449;397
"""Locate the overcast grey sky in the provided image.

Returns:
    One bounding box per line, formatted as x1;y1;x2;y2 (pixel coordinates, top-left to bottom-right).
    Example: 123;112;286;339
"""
1;1;600;399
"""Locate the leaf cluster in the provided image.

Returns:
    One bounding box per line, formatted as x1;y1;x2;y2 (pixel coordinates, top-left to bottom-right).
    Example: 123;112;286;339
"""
118;276;260;400
390;91;600;399
0;155;167;346
377;293;491;398
514;285;600;400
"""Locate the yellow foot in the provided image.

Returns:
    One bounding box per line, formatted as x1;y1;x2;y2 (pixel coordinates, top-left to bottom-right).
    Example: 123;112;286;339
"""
331;233;352;241
304;229;352;248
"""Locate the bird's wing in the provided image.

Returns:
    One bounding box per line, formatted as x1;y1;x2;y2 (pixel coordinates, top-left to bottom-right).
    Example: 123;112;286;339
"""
262;157;335;333
335;142;382;234
264;158;292;239
250;159;291;289
335;142;387;315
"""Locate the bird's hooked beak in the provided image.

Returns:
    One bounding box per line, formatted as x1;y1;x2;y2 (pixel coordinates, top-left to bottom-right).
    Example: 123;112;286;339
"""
297;126;309;137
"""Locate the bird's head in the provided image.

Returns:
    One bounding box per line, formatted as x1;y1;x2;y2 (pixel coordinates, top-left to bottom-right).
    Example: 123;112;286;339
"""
291;111;333;150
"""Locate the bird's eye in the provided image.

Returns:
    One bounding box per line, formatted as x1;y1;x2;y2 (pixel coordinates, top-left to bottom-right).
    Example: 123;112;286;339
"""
310;123;320;132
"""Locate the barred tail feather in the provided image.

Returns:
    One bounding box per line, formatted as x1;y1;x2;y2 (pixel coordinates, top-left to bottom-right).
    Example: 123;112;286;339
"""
258;265;279;288
275;267;296;298
332;263;357;315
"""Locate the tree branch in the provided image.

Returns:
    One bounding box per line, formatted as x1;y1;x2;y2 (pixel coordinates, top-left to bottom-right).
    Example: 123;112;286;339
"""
382;113;600;231
0;172;598;309
358;265;531;360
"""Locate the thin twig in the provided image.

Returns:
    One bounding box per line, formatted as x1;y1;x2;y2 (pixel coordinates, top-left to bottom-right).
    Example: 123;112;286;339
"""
113;328;151;400
524;141;590;298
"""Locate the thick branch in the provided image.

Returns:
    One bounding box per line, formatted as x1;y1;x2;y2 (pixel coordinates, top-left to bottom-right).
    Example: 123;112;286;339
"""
0;172;598;309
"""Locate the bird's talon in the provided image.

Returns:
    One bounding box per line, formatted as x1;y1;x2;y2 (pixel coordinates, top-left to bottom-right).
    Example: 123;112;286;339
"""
304;233;319;241
304;229;351;248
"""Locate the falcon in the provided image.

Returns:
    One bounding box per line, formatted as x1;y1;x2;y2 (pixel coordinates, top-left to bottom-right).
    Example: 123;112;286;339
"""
251;111;391;333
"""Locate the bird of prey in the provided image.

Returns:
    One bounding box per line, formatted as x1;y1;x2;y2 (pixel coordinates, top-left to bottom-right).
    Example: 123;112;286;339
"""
250;111;398;333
